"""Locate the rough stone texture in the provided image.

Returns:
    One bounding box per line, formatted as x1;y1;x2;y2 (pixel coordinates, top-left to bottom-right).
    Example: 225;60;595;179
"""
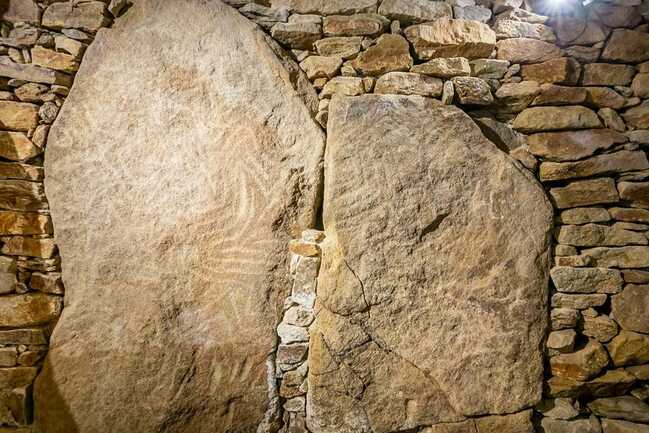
34;2;325;432
374;72;443;97
550;340;610;381
540;151;649;182
309;94;552;432
314;37;362;59
521;58;580;85
588;396;649;423
378;0;453;25
404;19;497;60
0;59;72;86
602;419;649;433
496;38;561;64
323;14;389;37
1;1;40;24
0;101;39;132
42;1;111;32
351;34;413;76
452;76;494;105
618;181;649;208
549;178;619;209
0;294;62;328
512;106;602;133
527;130;626;162
411;57;471;78
541;416;602;433
271;0;378;15
601;29;649;63
623;101;649;129
582;64;636;86
608;331;649;366
612;285;649;333
550;267;623;294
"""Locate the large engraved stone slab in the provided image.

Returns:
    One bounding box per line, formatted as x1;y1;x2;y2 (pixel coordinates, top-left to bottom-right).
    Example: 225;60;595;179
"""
309;95;552;433
34;1;324;432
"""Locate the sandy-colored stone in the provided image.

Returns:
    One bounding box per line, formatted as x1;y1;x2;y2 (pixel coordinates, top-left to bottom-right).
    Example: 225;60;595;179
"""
452;77;493;105
551;293;607;309
42;1;110;32
588;397;649;423
602;418;649;433
474;410;534;433
0;132;41;162
586;87;625;110
623;101;649;129
29;272;64;295
559;208;610;225
300;55;342;79
610;207;649;224
271;22;322;50
314;37;362;59
550;267;623;294
609;331;649;366
601;29;649;63
612;284;649;333
551;308;579;330
470;59;509;79
496;38;561;64
309;94;551;432
1;236;56;258
404;19;496;60
0;59;72;87
583;64;636;86
323;14;389;37
512;106;601;133
31;46;79;73
1;0;41;24
0;294;62;328
532;84;587;106
550;340;609;381
493;19;555;42
540;151;649;182
378;0;452;25
34;2;325;432
557;223;647;247
547;329;576;352
320;76;365;98
494;81;540;113
0;101;39;132
632;73;649;98
550;178;619;209
271;0;378;15
375;72;442;97
521;57;580;85
528;129;625;162
619;181;649;208
583;246;649;268
583;315;619;343
411;57;471;78
541;417;602;433
351;34;412;76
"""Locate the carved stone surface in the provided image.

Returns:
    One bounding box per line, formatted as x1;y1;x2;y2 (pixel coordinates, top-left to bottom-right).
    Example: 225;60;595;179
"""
308;94;552;433
34;1;324;432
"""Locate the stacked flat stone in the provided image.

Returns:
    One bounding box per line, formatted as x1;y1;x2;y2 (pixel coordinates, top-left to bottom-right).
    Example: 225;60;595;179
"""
276;229;324;433
226;0;649;432
0;0;118;429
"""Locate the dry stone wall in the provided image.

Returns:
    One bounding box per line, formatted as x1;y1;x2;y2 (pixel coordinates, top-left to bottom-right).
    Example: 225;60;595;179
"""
0;0;648;432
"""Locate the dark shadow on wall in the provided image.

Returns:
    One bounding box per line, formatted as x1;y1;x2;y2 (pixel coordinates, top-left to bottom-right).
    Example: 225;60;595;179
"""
0;2;9;20
32;357;78;433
